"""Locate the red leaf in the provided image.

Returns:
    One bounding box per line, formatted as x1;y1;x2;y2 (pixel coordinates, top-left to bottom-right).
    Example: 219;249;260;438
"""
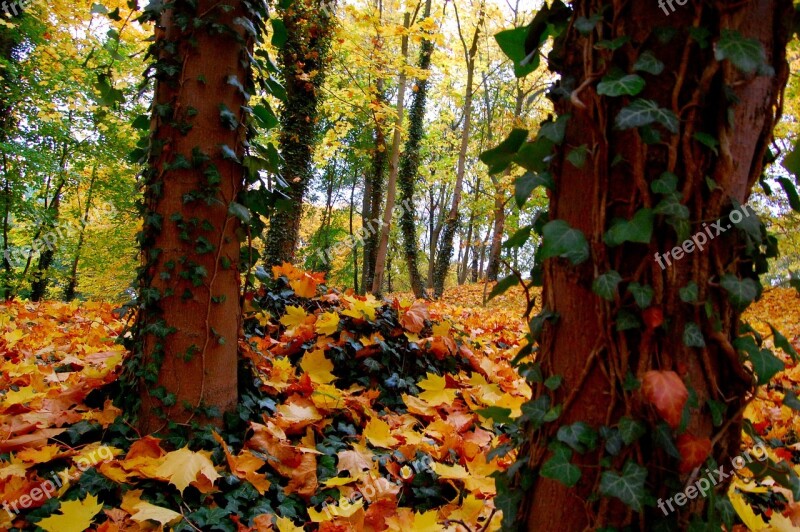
642;370;688;428
677;434;712;473
643;307;664;330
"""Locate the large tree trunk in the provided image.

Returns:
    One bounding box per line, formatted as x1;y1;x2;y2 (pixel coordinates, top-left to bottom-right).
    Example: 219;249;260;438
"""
134;0;258;434
372;12;411;295
362;83;388;294
520;1;791;530
398;0;432;299
432;2;484;298
264;0;335;266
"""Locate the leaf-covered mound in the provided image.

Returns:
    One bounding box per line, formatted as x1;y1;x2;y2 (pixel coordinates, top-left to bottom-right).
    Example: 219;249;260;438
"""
0;265;530;531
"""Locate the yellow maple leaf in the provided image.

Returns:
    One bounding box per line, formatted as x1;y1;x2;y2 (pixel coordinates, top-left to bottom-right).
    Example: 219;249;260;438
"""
300;349;336;384
432;321;451;337
342;294;378;321
364;417;399;448
37;493;104;532
411;510;444;532
4;386;42;406
155;447;220;494
315;311;340;336
280;305;310;329
417;373;457;406
431;462;469;480
275;515;304;532
122;490;182;526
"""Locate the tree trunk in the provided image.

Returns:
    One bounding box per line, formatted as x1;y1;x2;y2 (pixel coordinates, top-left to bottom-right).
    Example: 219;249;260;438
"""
433;2;484;298
372;12;411;295
398;0;432;299
458;212;473;285
519;2;792;530
485;190;504;281
264;0;335;266
133;0;258;435
63;166;98;301
362;81;388;294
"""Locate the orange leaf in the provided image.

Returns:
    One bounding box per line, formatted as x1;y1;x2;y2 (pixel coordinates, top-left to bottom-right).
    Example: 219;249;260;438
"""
400;301;429;334
677;434;712;473
642;370;688;428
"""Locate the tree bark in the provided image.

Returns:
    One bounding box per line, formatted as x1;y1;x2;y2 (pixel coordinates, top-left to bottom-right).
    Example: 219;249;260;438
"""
134;0;257;434
398;0;432;299
63;165;98;301
432;1;484;298
372;12;411;295
362;83;388;294
264;0;335;266
520;1;792;530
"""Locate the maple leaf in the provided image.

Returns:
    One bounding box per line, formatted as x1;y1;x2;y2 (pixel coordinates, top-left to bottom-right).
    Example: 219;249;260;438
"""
213;432;271;495
275;515;304;531
642;370;688;428
37;493;104;532
316;311;340;336
121;489;182;526
337;444;374;476
677;434;712;473
364;417;399;448
280;305;312;330
400;300;429;333
300;349;336;385
155;446;221;494
290;271;324;298
417;373;458;406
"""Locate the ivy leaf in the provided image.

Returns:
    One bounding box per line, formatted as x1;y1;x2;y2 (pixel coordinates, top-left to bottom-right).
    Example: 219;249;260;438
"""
595;36;630;50
252;104;279;130
683;322;706;348
504;226;532;249
749;348;785;385
574;14;602;34
514;136;555;172
634;51;665;75
489;274;519;301
540;443;581;487
515;172;553;207
600;460;648;512
220;145;241;163
616;99;679;134
615;309;640;331
567;145;589;168
270;19;288;47
540;220;590;265
776;177;800;212
782;138;800;178
627;283;653;308
714;30;767;74
228;202;252;224
680;281;699;303
480;128;528;174
720;275;759;310
618;417;646;445
592;271;622;301
496;26;539;77
784;391;800;411
651;172;679;194
693;132;719;155
538;114;571;144
597;72;645;97
557;422;598;453
605;209;654;247
769;323;799;362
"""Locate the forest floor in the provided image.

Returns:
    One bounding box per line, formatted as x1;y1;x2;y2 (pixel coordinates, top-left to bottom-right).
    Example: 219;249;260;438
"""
0;271;799;531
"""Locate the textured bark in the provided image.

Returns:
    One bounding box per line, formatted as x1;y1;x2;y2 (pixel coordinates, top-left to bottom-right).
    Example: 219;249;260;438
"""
136;0;255;434
522;1;792;530
264;0;335;266
372;12;411;295
362;84;388;294
63;166;98;301
433;2;484;298
398;0;432;299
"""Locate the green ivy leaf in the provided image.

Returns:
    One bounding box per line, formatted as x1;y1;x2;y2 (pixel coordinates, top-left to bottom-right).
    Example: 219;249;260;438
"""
616;99;679;134
627;283;653;308
651;172;679;194
600;460;648;512
541;443;581;487
515;172;553;207
489;274;519;301
683;322;706;348
597;72;645;97
495;26;539;77
776;177;800;212
544;375;563;390
784;391;800;411
749;348;785;385
566;145;589;168
557;422;598;453
605;209;654;247
504;226;532;249
476;406;514;425
782;138;800;178
633;51;665;75
654;422;681;458
769;323;799;362
618;417;646;445
595;36;630;50
514;137;555;173
538;115;571;144
593;271;622;301
720;275;758;310
714;30;767;74
693;132;720;155
540;220;590;265
480;129;528;174
680;282;699;303
270;18;288;47
574;14;602;34
228;202;252;224
615;309;641;331
708;399;725;426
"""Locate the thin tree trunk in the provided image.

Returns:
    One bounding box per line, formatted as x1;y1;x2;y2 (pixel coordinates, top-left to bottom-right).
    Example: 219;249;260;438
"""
350;178;358;292
371;12;411;295
398;0;432;299
433;2;484;298
63;166;98;302
362;82;388;294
